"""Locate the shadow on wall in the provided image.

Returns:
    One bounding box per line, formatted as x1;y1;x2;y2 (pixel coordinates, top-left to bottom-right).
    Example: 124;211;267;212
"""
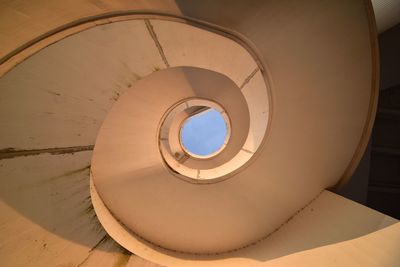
0;150;396;265
0;152;109;251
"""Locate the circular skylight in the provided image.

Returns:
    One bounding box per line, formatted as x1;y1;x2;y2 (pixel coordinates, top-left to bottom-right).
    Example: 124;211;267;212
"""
180;108;228;157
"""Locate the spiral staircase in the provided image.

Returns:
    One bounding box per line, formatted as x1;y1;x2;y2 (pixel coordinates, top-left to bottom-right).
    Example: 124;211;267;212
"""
0;1;399;266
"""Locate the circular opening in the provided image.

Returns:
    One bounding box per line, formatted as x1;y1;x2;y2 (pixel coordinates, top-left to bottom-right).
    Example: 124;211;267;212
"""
180;107;229;158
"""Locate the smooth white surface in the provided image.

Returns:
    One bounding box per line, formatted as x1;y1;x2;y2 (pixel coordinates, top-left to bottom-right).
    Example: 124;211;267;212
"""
91;179;399;267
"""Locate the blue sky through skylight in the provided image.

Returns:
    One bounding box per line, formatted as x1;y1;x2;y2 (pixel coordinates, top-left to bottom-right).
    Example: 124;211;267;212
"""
180;108;227;156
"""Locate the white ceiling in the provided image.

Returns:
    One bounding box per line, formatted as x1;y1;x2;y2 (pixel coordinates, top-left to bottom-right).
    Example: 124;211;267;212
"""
372;0;400;33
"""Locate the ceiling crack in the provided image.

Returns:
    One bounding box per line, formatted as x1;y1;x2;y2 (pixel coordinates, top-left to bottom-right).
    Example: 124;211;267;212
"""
144;19;170;68
240;67;259;90
0;145;94;160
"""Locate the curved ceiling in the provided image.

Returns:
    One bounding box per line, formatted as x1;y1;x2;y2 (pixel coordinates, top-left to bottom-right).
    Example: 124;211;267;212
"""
0;1;398;267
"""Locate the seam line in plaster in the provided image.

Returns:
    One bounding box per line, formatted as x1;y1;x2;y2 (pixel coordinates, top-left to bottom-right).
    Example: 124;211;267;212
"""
177;154;190;164
144;19;170;68
0;145;94;160
241;148;254;154
77;234;111;267
240;67;259;90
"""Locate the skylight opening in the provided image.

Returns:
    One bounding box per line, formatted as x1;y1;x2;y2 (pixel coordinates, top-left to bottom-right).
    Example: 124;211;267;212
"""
180;108;228;157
